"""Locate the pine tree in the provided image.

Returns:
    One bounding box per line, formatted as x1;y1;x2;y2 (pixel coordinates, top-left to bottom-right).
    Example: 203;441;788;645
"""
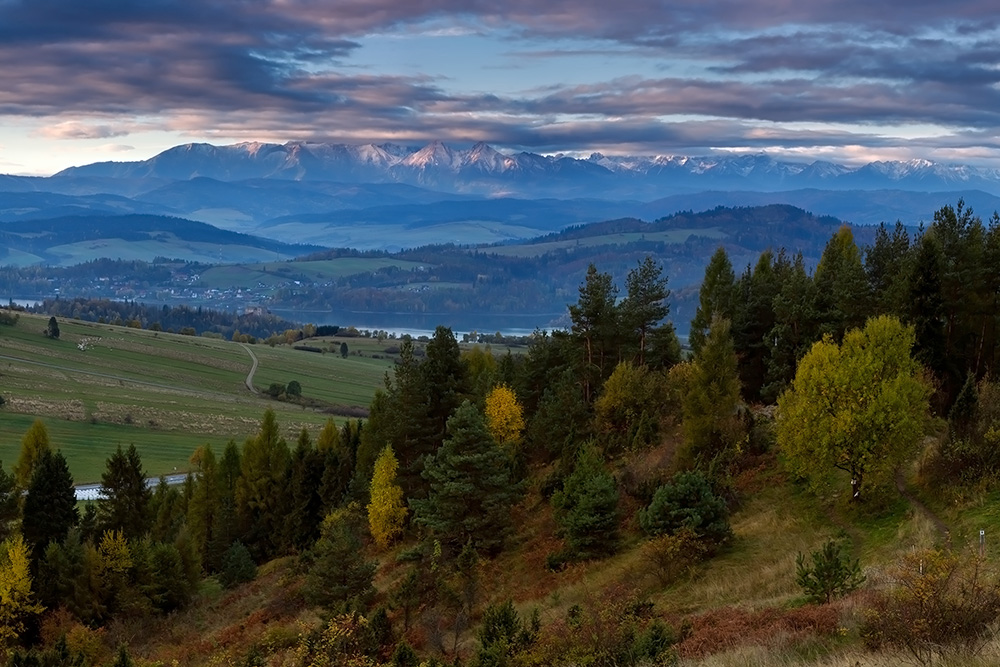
413;402;521;555
97;444;151;540
23;450;78;564
569;264;620;400
690;247;736;356
367;445;407;549
620;256;670;366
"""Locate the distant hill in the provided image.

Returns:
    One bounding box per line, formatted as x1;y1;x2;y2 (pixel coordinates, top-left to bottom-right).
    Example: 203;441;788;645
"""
0;214;323;267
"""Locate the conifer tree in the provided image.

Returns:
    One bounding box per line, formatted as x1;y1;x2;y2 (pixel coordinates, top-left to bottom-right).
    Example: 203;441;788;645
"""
186;444;221;567
235;409;291;559
620;256;670;366
569;264;619;400
23;449;78;564
413;402;521;555
550;443;619;561
690;247;736;356
367;445;407;549
97;444;151;540
304;511;376;611
680;316;742;467
288;428;326;550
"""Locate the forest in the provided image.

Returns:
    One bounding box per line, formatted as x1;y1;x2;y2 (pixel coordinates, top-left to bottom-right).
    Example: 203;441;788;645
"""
3;200;1000;665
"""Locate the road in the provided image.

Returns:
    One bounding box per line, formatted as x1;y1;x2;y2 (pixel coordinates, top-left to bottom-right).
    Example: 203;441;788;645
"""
240;343;259;393
75;473;188;501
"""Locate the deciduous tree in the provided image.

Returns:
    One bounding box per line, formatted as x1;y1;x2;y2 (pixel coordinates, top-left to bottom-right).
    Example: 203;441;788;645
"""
484;384;525;451
367;445;407;549
0;535;45;649
777;315;931;501
14;418;51;491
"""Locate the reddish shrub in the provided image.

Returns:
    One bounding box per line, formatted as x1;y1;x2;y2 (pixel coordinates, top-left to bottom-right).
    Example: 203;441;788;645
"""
677;604;839;658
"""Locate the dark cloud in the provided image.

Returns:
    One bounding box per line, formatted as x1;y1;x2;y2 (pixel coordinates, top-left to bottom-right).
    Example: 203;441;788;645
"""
1;0;999;159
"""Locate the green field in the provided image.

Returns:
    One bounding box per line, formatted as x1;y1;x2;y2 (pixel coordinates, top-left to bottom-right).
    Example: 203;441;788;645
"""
0;312;393;483
486;227;729;257
197;258;431;289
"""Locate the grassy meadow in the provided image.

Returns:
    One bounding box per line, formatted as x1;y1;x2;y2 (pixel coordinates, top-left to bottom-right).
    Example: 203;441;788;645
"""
0;311;393;482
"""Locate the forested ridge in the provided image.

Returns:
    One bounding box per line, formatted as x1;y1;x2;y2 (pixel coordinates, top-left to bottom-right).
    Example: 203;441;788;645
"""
5;201;1000;665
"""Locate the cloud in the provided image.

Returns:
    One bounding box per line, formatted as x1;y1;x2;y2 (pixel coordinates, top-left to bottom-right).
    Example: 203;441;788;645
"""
0;0;999;161
35;121;131;139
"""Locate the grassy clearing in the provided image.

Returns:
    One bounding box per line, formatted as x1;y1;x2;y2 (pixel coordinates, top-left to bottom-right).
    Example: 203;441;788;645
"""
0;312;390;482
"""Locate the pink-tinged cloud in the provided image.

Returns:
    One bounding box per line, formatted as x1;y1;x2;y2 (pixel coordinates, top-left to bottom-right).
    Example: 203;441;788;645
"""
0;0;999;158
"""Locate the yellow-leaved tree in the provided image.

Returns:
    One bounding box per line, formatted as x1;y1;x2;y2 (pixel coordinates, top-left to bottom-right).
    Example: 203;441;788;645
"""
484;384;525;449
777;315;931;502
0;535;45;648
367;446;407;549
14;418;51;490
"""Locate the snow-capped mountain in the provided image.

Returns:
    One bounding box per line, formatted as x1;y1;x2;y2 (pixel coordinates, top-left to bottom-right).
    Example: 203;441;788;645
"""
45;141;1000;198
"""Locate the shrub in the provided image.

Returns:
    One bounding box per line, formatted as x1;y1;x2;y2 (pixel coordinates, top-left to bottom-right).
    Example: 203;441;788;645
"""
639;470;731;548
862;548;1000;665
286;380;302;397
641;529;707;587
219;541;257;589
795;539;864;604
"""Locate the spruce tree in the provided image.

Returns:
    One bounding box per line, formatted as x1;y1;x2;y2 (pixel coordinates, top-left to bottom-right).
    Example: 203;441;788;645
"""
97;444;151;540
186;445;221;568
412;402;521;555
288;428;325;550
304;513;376;611
690;247;736;356
23;449;78;564
550;443;619;561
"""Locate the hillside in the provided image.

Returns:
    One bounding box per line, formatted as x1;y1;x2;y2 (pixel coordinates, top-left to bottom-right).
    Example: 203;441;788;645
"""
0;311;392;482
7;202;1000;666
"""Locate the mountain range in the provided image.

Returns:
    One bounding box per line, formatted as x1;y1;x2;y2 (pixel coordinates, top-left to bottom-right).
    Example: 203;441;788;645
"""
3;140;1000;260
36;141;1000;198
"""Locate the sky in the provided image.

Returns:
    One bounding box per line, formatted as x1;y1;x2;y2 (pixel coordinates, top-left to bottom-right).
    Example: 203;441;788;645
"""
1;0;999;175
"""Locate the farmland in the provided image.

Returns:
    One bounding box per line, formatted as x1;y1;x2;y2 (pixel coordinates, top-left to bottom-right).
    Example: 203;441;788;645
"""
0;311;394;482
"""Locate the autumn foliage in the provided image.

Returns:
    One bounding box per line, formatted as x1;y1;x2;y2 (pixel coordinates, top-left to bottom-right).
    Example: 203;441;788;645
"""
367;445;407;549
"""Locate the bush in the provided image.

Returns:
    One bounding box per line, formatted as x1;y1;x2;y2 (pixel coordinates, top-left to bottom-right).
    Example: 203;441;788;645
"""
862;548;1000;665
641;529;707;587
795;539;864;604
286;380;302;397
219;541;257;589
639;470;731;548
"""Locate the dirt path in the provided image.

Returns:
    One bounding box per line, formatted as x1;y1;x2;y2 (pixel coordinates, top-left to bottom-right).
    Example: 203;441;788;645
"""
240;343;259;394
896;467;951;545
